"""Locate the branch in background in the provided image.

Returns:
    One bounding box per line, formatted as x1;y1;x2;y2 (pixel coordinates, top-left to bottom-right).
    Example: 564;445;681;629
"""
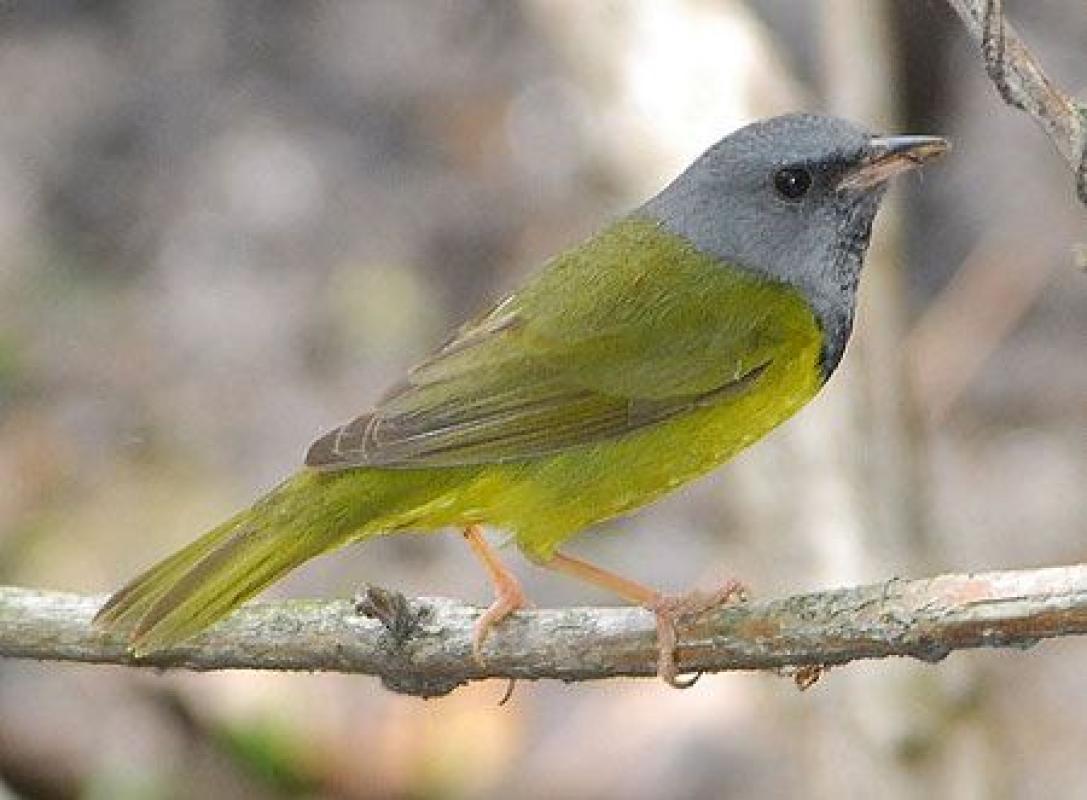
905;226;1060;424
1;564;1084;698
944;0;1087;205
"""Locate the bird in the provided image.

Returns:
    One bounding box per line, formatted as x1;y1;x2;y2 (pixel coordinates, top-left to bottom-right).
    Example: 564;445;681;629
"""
94;113;948;686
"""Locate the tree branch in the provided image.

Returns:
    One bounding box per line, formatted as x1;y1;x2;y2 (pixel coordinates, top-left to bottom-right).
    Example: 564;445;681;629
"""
944;0;1087;205
1;564;1084;697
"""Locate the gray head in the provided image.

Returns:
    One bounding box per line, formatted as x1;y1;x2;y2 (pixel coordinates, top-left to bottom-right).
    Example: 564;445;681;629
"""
641;113;948;376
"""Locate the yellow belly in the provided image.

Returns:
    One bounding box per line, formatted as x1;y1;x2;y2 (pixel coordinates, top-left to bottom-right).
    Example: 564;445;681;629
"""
453;329;824;559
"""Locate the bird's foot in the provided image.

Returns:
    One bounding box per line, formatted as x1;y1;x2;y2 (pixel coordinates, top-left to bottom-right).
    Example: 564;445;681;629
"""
462;525;532;664
646;580;748;688
471;567;530;664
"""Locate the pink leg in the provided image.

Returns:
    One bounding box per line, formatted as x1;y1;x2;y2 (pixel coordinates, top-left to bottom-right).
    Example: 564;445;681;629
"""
462;525;530;663
543;550;747;687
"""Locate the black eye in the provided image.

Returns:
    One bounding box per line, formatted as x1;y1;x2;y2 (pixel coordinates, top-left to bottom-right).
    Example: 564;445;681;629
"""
773;167;812;200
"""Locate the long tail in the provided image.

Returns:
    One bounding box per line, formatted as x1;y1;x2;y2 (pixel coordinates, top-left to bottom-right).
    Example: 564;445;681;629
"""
94;468;439;655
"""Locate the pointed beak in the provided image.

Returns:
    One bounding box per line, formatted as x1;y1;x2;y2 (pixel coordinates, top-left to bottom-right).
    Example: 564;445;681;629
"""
836;134;950;192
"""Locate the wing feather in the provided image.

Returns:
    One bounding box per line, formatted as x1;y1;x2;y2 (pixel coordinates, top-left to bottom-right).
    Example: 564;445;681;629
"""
305;218;799;470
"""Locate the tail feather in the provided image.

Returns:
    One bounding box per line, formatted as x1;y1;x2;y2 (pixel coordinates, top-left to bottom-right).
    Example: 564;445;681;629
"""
94;470;402;654
93;512;244;630
128;515;334;654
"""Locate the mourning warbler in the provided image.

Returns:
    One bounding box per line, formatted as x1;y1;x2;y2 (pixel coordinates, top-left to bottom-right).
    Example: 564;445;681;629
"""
95;114;948;685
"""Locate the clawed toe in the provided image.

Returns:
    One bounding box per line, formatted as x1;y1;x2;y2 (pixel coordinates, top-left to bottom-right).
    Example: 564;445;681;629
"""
647;579;748;688
471;578;530;664
462;524;531;665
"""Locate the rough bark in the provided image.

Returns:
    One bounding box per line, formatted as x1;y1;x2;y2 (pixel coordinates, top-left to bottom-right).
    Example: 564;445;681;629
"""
946;0;1087;204
1;564;1083;698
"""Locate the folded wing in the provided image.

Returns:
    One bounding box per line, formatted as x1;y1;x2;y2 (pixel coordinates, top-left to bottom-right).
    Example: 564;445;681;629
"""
306;219;793;470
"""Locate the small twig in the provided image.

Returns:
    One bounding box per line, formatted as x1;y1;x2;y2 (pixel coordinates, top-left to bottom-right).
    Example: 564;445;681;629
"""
944;0;1087;205
980;0;1025;111
0;565;1084;698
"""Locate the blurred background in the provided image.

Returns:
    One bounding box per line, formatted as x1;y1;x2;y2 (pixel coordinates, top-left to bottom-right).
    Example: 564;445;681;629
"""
0;1;1084;798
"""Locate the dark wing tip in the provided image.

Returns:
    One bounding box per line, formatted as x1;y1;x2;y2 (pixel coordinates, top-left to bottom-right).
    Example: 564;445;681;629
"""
305;427;345;468
304;413;376;469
